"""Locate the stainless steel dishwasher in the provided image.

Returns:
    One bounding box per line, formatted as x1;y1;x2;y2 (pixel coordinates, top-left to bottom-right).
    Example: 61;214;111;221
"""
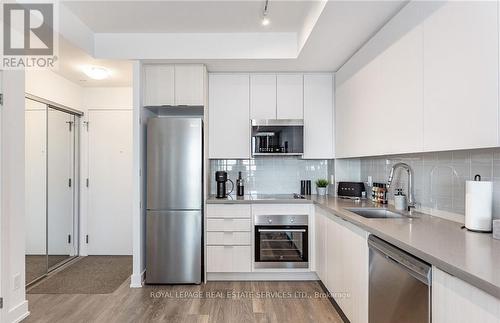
368;235;431;323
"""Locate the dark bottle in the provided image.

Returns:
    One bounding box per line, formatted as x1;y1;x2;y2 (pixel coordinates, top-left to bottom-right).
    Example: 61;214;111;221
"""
236;172;245;196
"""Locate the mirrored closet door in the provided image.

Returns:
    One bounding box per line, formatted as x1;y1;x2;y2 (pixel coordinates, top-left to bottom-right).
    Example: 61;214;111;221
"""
25;96;81;285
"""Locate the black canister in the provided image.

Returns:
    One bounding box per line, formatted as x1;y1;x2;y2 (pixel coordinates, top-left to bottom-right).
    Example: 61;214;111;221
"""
300;180;307;195
305;179;311;195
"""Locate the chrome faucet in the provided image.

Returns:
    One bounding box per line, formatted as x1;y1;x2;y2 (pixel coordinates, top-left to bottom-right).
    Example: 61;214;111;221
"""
387;162;416;211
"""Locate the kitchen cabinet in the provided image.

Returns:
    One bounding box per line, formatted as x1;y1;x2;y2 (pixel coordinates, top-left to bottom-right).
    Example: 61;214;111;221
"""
208;74;250;159
432;267;500;323
303;74;335;159
207;246;251;273
377;25;423;155
335;1;499;158
143;64;206;107
314;207;327;282
423;1;498;151
335;24;423;158
250;74;276;119
174;65;205;106
277;74;303;119
143;65;175;106
206;204;251;273
318;207;369;323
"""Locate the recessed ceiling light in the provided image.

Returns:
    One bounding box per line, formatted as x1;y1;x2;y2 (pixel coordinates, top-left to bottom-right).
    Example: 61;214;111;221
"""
81;66;111;80
261;0;270;26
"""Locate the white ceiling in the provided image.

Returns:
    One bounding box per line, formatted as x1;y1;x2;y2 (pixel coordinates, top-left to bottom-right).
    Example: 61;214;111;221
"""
54;0;407;86
62;1;316;33
162;0;408;71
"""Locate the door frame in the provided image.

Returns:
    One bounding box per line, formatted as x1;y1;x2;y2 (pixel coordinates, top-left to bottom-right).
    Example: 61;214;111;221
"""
0;69;4;322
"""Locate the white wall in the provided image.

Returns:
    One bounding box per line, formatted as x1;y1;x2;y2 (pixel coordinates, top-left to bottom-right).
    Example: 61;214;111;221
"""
1;71;30;323
83;87;132;110
25;70;83;110
24;69;134;258
131;61;146;287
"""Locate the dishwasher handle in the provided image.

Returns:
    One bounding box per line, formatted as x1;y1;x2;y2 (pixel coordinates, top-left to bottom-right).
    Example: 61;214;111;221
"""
368;235;431;285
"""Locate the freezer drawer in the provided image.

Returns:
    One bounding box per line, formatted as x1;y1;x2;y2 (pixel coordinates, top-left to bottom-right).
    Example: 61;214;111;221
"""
146;210;202;284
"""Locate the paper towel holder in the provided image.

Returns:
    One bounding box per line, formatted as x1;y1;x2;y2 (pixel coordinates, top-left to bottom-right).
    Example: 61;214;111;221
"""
465;173;493;233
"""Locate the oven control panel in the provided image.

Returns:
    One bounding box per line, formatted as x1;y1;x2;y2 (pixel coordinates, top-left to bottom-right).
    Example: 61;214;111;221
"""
255;214;308;226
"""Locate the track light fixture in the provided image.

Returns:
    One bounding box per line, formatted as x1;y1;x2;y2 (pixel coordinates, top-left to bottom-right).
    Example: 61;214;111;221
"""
261;0;270;26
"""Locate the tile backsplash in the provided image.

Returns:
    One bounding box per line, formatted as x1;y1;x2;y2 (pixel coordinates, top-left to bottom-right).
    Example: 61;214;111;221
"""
210;157;330;195
340;148;500;222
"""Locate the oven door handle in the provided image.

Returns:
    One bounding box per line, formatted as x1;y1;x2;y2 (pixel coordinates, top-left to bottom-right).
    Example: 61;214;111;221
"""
258;229;306;233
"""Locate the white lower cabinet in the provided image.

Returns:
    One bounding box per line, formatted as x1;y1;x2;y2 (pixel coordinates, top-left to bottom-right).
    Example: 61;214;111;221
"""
314;208;327;281
207;246;251;273
316;207;369;323
432;267;500;323
206;232;251;245
206;204;252;273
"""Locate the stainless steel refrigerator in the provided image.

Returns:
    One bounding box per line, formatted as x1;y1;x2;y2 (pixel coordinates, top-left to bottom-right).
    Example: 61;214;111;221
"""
146;117;202;284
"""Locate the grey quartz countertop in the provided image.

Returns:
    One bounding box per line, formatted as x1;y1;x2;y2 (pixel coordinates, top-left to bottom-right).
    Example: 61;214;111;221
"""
207;194;313;204
208;194;500;299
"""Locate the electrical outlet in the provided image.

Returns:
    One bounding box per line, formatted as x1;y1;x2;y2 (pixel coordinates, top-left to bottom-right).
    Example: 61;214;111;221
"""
13;273;21;290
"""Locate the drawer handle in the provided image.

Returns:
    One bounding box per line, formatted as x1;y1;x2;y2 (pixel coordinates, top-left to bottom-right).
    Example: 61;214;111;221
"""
258;229;306;233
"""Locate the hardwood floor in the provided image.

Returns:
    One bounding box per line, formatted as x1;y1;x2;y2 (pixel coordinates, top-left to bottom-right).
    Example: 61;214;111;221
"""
25;280;343;323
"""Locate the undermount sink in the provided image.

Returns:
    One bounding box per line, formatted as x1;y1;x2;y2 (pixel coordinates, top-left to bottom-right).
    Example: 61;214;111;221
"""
346;208;407;219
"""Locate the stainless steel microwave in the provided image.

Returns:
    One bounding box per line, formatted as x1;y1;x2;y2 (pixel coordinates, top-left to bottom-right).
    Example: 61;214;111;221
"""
251;119;304;157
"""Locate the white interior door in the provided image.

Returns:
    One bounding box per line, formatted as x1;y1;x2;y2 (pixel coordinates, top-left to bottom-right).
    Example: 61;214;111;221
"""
87;110;132;255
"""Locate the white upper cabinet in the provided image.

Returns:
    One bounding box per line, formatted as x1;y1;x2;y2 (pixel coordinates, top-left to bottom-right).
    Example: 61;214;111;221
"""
335;1;499;157
250;74;277;119
303;74;335;159
423;1;498;151
143;64;206;107
277;74;304;119
377;25;424;155
336;26;423;158
336;56;384;158
208;74;250;159
143;65;175;106
174;65;205;106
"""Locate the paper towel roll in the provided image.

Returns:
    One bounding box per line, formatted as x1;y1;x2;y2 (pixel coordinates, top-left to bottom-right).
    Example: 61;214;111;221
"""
465;179;493;232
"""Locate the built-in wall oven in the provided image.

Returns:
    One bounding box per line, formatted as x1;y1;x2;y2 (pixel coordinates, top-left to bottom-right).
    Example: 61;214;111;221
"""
254;214;308;269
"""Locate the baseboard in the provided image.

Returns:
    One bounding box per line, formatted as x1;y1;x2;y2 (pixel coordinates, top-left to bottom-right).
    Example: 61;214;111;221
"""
317;280;350;323
130;269;145;288
7;300;29;323
207;271;318;281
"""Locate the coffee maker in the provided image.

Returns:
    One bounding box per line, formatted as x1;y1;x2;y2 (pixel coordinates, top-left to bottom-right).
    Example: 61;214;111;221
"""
215;171;234;198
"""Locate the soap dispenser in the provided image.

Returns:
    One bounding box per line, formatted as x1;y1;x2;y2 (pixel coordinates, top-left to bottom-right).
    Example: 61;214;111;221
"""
394;188;407;211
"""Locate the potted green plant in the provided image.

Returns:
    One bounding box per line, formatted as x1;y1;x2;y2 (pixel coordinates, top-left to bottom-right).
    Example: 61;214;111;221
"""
315;179;329;196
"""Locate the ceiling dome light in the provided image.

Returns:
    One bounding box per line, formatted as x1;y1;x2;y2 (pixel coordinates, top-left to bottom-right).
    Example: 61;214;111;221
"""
82;66;111;80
